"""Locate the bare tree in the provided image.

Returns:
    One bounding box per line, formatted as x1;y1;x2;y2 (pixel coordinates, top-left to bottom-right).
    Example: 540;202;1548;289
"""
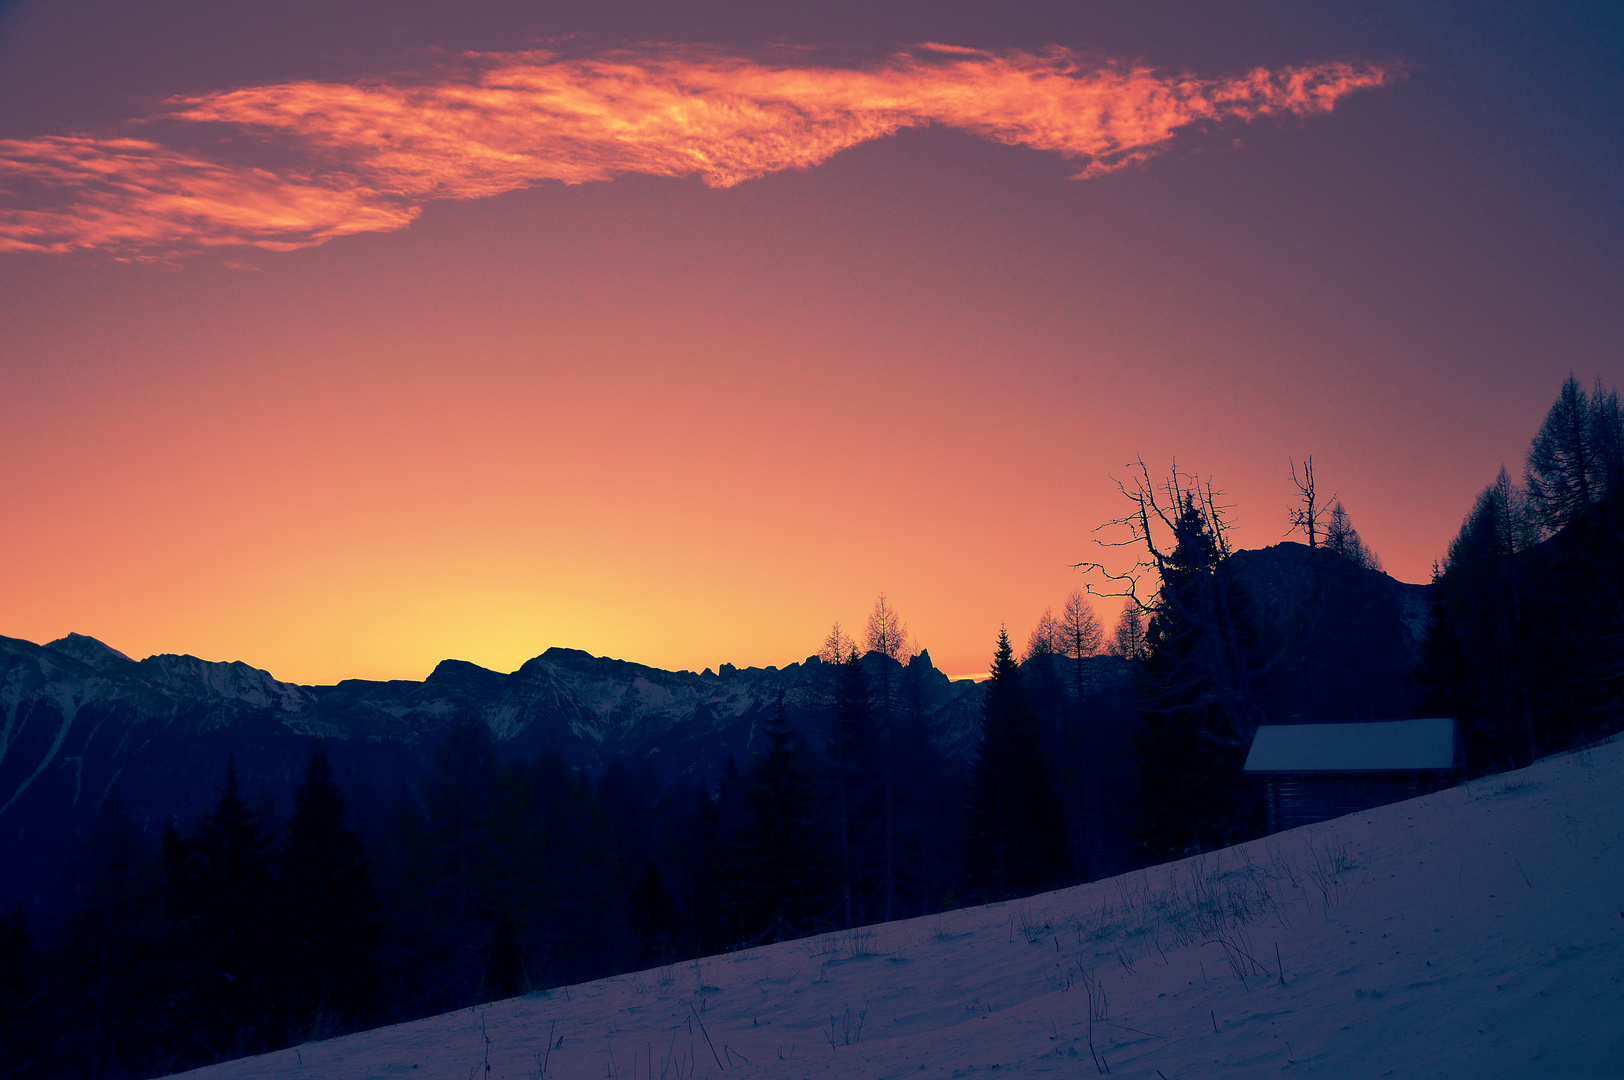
1074;460;1274;749
1073;459;1231;612
1057;591;1102;660
1025;607;1060;661
864;594;910;662
1524;374;1624;534
1076;462;1288;855
1286;456;1332;548
1107;599;1146;660
863;592;909;921
818;622;857;664
1056;589;1103;881
1322;499;1383;571
1057;589;1103;709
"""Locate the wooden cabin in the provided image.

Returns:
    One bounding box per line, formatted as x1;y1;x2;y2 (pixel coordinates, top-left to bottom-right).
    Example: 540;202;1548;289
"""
1243;718;1464;833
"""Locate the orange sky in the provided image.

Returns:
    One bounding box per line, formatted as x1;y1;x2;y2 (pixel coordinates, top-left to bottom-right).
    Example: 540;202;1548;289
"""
1;3;1620;684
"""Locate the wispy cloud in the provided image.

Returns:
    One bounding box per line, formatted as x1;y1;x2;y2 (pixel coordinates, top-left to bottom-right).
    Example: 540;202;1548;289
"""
0;45;1396;256
0;137;414;254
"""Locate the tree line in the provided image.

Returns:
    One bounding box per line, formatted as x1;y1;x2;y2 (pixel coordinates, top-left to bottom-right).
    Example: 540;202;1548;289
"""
1421;374;1624;771
0;595;1141;1079
3;375;1620;1079
1068;374;1624;857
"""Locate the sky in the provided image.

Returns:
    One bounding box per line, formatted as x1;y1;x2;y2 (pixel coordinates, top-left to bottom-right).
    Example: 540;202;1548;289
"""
1;1;1621;685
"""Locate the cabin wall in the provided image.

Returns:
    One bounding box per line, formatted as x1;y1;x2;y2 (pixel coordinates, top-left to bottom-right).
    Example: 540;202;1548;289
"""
1263;772;1450;832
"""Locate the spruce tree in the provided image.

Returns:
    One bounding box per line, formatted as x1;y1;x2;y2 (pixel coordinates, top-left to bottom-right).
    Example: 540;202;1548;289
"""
727;695;832;942
830;648;882;926
43;800;167;1079
277;743;379;1038
166;759;279;1062
484;909;524;998
504;745;621;987
0;904;38;1079
418;716;503;1010
965;629;1068;902
1133;495;1256;858
626;858;675;964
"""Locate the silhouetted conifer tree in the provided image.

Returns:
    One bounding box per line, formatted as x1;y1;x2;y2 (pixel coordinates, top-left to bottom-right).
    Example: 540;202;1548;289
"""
1525;374;1624;533
36;801;170;1079
1133;493;1260;858
277;743;379;1038
485;909;524;998
164;759;280;1062
725;696;832;942
500;746;621;987
966;629;1068;901
828;648;883;926
626;858;675;964
0;905;38;1079
409;716;504;1011
893;652;963;918
664;774;723;958
1425;426;1624;770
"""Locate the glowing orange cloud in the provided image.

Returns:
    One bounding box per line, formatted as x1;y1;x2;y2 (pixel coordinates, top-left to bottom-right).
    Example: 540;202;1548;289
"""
0;45;1395;256
0;137;415;255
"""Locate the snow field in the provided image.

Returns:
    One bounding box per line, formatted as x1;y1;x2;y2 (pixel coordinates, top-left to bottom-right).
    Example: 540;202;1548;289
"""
178;736;1624;1079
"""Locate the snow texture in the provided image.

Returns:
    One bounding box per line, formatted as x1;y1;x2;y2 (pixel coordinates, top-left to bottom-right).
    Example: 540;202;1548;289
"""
176;736;1624;1079
1245;719;1458;773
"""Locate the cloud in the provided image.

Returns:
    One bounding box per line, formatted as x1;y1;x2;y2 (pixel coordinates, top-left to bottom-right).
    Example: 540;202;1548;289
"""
0;45;1396;256
0;137;414;255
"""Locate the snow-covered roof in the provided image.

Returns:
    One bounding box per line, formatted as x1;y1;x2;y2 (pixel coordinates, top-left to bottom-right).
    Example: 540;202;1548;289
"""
1244;719;1459;773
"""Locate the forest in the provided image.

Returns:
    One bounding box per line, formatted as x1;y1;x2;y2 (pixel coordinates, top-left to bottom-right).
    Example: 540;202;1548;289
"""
1;375;1621;1080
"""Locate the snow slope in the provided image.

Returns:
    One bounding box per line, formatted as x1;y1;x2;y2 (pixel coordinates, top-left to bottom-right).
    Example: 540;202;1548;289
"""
178;737;1624;1079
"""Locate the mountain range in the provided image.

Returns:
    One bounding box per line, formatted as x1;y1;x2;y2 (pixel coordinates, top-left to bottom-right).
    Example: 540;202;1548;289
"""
0;541;1429;916
0;630;992;914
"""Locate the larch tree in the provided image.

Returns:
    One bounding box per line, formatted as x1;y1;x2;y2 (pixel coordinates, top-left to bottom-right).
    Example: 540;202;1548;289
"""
1108;599;1147;660
415;716;503;1011
1058;589;1102;694
864;592;909;921
818;621;857;664
1055;589;1103;879
864;594;910;663
1322;499;1383;571
626;858;675;964
1525;374;1624;533
1430;468;1542;767
829;647;882;925
1025;607;1060;661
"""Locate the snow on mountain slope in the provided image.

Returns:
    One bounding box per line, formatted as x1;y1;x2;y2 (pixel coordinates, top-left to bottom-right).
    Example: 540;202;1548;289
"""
43;632;136;670
136;653;316;714
178;735;1624;1080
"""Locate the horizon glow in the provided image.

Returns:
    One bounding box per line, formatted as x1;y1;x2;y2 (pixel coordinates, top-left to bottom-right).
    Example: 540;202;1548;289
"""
2;4;1616;687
